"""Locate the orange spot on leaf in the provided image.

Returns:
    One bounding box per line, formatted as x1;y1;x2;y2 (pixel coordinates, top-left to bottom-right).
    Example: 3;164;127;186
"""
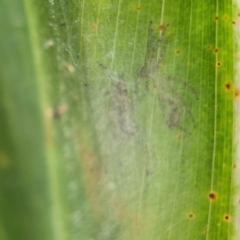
208;192;217;200
158;24;166;31
235;88;240;97
224;214;231;222
225;82;231;90
188;213;194;219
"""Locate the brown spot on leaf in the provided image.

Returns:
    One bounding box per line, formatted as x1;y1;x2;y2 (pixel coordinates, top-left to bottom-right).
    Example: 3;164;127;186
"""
158;24;166;31
233;164;237;169
224;214;230;222
215;48;218;53
233;21;236;25
235;88;240;97
208;192;217;200
215;16;219;20
188;213;194;219
217;62;222;67
225;82;231;90
176;50;180;54
137;6;142;10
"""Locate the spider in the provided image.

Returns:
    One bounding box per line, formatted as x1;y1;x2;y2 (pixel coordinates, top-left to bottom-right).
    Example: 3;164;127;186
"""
98;62;137;136
137;21;197;133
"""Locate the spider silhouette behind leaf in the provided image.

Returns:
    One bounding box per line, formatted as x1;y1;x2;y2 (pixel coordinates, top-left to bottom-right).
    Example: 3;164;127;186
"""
98;62;137;135
137;22;197;133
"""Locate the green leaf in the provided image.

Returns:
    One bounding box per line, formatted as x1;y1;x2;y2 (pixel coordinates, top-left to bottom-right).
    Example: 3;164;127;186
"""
0;0;236;239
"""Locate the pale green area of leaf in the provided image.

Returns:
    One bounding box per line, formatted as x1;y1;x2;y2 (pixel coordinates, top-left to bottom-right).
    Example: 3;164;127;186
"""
0;0;235;240
232;1;240;240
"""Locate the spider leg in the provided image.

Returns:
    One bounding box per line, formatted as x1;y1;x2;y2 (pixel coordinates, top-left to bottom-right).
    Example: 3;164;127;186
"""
141;23;169;79
156;80;196;133
166;76;198;100
153;24;169;53
167;85;196;128
156;35;169;71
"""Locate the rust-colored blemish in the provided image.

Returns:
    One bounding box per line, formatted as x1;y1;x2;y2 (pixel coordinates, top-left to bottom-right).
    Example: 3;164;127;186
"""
235;88;240;97
158;24;166;31
188;213;194;219
233;21;236;25
224;15;229;21
90;24;98;30
215;16;219;20
217;62;221;67
136;6;142;10
238;13;240;17
215;48;218;53
225;82;231;90
223;214;231;222
233;164;237;169
208;192;217;200
0;152;11;169
176;50;180;54
207;45;212;50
